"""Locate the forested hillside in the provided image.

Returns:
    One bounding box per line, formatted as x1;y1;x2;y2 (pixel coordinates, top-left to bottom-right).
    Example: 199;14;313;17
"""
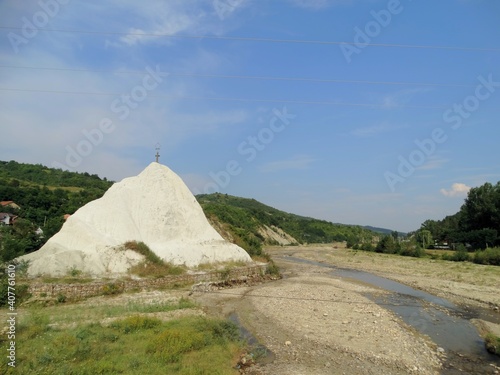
0;161;112;261
196;193;376;256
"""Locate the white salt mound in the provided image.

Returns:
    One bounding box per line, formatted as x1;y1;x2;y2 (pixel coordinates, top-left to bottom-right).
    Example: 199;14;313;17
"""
19;162;252;276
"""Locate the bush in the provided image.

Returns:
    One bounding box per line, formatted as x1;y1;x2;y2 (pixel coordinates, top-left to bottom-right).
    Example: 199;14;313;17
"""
265;261;280;277
400;246;424;258
361;243;375;252
451;248;471;262
473;247;500;266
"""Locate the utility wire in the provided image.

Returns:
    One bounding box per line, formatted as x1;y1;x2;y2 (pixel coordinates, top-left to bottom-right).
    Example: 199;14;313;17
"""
1;26;499;52
196;289;424;309
0;64;477;88
0;87;448;109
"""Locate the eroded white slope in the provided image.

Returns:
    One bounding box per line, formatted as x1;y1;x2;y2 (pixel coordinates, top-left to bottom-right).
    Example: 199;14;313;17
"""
20;163;251;276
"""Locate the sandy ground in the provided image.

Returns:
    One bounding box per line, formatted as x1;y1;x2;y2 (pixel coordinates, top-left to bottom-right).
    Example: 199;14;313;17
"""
274;245;500;310
191;244;500;374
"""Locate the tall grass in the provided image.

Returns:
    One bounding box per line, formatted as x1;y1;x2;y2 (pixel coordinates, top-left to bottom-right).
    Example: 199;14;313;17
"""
1;313;241;374
123;241;185;277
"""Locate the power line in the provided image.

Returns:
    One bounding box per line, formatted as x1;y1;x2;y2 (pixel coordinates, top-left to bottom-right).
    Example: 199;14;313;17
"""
1;26;499;52
197;289;424;309
0;64;477;88
0;87;448;109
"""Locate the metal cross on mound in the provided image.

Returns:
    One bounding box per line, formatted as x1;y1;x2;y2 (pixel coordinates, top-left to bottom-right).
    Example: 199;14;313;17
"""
155;143;161;163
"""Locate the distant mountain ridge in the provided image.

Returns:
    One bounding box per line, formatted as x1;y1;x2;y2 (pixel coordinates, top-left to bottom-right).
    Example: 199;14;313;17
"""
363;225;406;237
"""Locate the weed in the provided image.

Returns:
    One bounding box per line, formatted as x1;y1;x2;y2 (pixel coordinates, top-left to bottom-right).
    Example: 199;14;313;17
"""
110;316;162;334
102;282;123;295
219;267;231;280
67;266;83;277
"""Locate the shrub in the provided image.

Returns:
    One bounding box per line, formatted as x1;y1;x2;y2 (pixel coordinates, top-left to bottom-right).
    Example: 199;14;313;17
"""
265;261;280;277
473;247;500;266
361;243;375;252
102;282;123;295
67;266;82;277
451;248;471;262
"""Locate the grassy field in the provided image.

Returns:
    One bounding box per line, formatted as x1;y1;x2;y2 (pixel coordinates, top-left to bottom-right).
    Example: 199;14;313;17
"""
0;295;243;374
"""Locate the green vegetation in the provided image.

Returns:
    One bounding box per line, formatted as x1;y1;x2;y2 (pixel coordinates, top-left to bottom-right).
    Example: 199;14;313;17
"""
352;231;424;258
0;260;30;308
397;180;500;266
124;241;185;278
417;181;500;250
197;193;376;256
0;160;112;262
0;306;241;374
485;333;500;356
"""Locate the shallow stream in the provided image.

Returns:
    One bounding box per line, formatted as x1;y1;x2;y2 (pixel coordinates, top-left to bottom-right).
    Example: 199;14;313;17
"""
282;255;500;374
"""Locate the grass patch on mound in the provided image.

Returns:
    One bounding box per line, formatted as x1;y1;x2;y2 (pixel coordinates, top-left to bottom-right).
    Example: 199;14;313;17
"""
124;241;185;278
1;312;242;374
485;333;500;356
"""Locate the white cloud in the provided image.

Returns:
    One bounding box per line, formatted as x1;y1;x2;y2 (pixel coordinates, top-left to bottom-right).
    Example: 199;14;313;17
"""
417;156;449;171
259;155;316;172
440;183;471;197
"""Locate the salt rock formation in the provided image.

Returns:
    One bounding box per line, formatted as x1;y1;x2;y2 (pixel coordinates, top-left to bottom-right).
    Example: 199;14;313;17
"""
19;162;252;276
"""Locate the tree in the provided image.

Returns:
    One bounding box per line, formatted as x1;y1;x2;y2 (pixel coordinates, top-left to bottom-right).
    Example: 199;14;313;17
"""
376;235;399;254
416;229;433;249
459;182;500;237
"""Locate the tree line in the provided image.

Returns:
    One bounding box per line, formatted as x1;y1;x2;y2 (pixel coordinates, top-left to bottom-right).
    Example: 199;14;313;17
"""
417;181;500;250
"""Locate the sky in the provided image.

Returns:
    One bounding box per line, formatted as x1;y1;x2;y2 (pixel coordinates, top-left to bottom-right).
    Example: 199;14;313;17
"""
0;0;499;232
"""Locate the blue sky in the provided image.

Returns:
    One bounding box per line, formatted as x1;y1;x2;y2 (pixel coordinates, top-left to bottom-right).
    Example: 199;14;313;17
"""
1;0;499;232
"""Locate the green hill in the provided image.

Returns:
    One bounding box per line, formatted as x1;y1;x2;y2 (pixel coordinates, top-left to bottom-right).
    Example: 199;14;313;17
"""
196;193;376;256
0;160;113;261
